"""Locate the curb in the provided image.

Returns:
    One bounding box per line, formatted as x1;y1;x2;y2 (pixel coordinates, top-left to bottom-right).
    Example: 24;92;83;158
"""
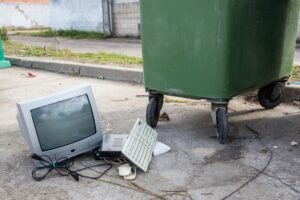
283;85;300;102
5;56;300;102
6;56;144;84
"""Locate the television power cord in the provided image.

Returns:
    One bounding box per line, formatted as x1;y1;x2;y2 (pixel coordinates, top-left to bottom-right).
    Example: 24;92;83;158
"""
31;154;112;182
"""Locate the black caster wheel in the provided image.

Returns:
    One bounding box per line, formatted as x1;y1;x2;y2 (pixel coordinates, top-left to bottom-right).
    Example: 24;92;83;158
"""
146;95;163;128
258;83;283;109
157;95;164;113
216;107;229;143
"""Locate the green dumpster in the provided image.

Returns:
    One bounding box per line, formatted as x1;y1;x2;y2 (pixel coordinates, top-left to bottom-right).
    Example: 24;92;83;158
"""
140;0;300;142
0;37;11;69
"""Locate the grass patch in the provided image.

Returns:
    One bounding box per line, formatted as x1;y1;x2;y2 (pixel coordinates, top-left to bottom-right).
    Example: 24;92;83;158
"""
291;65;300;81
0;27;8;41
164;97;189;104
14;29;106;39
3;41;142;67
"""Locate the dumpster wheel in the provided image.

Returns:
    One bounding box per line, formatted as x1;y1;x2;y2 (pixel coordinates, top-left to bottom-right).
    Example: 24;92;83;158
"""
258;83;283;109
146;95;164;128
216;107;229;143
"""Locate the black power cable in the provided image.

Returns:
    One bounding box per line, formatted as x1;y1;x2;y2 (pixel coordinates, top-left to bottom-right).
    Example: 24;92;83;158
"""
220;125;273;200
31;154;112;182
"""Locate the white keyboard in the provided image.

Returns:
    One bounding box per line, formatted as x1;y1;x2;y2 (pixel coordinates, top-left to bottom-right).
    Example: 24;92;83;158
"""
122;119;158;172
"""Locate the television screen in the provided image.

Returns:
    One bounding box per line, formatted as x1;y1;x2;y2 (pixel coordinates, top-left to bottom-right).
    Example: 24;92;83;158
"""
31;95;96;151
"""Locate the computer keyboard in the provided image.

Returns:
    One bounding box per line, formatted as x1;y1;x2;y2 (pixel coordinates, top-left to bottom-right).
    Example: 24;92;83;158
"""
122;119;158;172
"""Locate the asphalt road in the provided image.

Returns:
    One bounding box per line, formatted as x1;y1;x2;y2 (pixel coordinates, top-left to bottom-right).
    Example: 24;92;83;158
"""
9;35;142;58
0;67;299;200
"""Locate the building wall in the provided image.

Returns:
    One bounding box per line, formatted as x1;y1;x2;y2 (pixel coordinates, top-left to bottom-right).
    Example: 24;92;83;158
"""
113;0;140;37
0;0;103;33
103;0;140;37
1;0;300;40
102;0;110;35
0;1;50;28
50;0;103;32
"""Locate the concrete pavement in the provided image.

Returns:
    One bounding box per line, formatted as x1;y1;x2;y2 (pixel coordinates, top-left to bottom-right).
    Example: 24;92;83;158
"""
0;67;300;200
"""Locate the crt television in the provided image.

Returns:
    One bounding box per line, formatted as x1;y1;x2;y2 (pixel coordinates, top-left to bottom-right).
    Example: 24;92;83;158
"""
16;85;102;164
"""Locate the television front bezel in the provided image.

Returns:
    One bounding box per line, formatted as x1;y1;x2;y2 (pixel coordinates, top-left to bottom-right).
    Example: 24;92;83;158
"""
16;85;102;164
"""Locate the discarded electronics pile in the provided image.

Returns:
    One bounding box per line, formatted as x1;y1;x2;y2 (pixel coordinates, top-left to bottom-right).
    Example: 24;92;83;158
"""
16;85;170;181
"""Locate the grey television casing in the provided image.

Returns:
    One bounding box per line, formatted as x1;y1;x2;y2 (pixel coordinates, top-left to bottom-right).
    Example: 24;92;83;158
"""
16;85;102;165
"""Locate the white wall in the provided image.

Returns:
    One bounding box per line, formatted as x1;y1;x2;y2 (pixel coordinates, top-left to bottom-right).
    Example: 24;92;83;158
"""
0;0;104;32
0;3;50;28
50;0;103;32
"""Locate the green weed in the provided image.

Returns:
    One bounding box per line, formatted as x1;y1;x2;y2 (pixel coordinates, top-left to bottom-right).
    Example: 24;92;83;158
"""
3;41;142;67
291;66;300;81
15;29;106;39
0;27;8;41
